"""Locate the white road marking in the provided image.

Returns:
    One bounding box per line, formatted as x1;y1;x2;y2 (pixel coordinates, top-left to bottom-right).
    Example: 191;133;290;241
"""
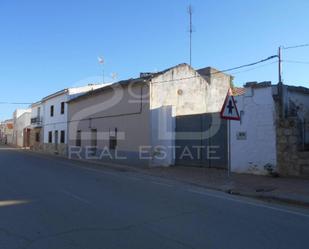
61;190;92;206
151;181;173;187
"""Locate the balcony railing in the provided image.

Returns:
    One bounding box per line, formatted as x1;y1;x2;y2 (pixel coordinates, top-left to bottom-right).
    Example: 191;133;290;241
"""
31;117;43;127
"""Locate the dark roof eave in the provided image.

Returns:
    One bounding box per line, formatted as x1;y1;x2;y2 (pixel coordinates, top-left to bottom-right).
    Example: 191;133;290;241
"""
42;89;69;102
287;85;309;94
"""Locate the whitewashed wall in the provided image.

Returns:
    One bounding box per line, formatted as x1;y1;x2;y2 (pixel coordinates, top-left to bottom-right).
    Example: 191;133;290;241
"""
43;85;105;145
14;112;31;147
31;103;43;120
43;94;68;144
231;86;277;175
13;109;31;147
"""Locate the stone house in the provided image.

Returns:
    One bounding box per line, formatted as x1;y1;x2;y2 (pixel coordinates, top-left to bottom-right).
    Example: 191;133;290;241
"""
231;82;309;177
67;63;232;167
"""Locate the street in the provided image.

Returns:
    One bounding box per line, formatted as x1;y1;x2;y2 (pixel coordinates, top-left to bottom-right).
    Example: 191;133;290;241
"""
0;145;309;249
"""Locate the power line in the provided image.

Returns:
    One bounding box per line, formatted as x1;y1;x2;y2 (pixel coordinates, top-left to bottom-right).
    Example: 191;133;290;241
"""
232;61;278;75
213;55;278;74
150;55;278;85
283;59;309;65
0;55;279;104
0;102;32;105
279;43;309;83
283;43;309;50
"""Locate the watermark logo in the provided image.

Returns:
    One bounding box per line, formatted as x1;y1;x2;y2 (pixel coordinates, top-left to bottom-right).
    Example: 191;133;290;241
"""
68;145;221;161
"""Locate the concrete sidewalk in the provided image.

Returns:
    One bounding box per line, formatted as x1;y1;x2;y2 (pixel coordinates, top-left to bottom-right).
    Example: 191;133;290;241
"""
67;154;309;208
142;166;309;207
73;157;309;208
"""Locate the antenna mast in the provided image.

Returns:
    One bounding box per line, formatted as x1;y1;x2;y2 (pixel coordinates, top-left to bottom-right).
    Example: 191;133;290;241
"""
188;4;193;66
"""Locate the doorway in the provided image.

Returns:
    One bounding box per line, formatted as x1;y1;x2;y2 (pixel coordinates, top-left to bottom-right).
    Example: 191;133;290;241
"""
54;130;58;152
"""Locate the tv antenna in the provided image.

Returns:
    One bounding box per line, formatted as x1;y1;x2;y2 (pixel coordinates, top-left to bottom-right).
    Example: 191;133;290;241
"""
188;4;194;66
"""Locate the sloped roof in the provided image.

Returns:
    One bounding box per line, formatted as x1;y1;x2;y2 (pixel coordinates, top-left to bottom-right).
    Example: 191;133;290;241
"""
197;67;232;79
287;85;309;94
67;63;190;104
67;77;148;104
67;63;234;104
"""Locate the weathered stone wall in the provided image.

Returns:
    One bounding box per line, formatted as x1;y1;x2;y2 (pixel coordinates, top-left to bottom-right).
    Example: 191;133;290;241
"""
276;117;303;176
43;143;67;156
276;86;309;177
29;128;44;151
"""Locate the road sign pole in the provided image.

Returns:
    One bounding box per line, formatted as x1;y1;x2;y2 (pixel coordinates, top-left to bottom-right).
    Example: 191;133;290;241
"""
220;88;240;177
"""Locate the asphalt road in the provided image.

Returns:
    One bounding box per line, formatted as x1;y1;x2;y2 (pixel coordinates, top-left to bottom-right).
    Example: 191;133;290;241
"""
0;145;309;249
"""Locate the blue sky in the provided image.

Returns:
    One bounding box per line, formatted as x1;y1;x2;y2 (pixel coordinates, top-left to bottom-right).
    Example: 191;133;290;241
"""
1;0;309;120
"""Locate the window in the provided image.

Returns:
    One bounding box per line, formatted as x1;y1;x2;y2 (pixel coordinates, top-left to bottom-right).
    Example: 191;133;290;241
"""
48;131;52;143
37;107;41;117
50;105;54;117
35;132;40;142
109;128;117;150
91;129;97;147
61;102;65;114
60;130;65;144
54;131;58;145
76;130;81;147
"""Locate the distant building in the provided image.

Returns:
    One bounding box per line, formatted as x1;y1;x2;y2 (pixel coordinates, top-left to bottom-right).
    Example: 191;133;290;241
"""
28;101;44;151
0;119;14;144
12;109;31;147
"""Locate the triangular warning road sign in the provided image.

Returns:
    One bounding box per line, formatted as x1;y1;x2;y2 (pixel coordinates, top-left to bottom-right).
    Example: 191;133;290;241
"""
220;89;240;120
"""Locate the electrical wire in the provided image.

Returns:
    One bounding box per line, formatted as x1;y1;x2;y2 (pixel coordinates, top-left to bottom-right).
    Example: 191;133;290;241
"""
231;61;278;75
283;44;309;50
0;102;32;105
0;54;279;105
150;55;278;85
283;60;309;65
212;55;278;74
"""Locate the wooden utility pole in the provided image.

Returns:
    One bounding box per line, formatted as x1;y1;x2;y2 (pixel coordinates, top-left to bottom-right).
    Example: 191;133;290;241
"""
278;46;282;83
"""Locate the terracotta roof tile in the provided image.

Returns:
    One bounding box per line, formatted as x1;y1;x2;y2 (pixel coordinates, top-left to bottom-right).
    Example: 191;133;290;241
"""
232;87;246;96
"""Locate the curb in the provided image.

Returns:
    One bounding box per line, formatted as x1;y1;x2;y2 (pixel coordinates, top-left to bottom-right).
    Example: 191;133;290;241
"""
226;189;309;208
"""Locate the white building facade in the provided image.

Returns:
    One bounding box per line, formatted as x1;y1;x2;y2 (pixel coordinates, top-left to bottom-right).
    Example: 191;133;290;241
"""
12;109;31;147
231;83;277;175
231;82;309;177
28;101;44;150
42;85;105;155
